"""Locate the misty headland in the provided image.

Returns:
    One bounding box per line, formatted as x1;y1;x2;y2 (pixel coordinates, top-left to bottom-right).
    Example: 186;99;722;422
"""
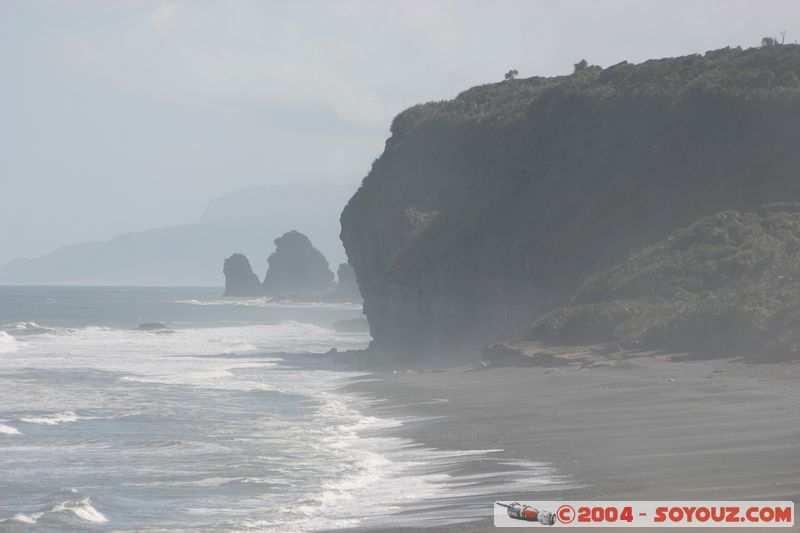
341;43;800;366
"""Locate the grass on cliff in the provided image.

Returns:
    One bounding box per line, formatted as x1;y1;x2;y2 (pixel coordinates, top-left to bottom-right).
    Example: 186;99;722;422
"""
530;204;800;361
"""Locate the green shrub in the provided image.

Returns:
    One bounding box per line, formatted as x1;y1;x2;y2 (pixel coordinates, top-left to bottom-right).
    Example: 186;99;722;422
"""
532;204;800;360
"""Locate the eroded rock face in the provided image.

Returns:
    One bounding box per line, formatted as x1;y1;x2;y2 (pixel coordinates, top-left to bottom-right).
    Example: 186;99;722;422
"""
223;253;262;296
261;231;335;297
340;45;800;361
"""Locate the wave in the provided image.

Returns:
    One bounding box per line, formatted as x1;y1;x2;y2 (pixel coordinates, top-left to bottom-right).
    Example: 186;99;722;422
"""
7;497;107;526
7;512;42;524
56;497;108;523
0;321;369;392
176;298;363;311
0;331;17;353
233;369;567;532
0;423;20;435
1;321;54;336
18;411;81;426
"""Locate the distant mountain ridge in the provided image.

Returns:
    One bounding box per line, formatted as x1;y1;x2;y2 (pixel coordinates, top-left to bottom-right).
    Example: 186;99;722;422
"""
0;183;355;286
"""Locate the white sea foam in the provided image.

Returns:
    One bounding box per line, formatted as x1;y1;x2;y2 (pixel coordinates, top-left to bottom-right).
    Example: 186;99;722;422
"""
0;423;20;435
52;497;108;523
176;298;363;311
72;499;108;523
0;321;369;390
8;512;42;524
0;331;17;353
19;411;80;425
237;366;569;532
1;321;54;335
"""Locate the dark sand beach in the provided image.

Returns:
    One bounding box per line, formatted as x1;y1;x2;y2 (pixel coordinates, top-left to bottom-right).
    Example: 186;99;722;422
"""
342;353;800;532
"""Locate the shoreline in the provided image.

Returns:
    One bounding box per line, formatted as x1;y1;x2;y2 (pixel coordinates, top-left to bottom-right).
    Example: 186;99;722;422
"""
335;354;800;531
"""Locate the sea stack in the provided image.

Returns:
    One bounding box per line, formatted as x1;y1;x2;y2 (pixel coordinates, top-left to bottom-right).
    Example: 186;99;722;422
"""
336;263;357;291
262;230;335;297
322;262;361;302
222;253;262;296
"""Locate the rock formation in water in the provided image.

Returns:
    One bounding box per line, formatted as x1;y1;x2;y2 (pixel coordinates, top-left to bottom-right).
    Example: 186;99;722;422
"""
337;263;357;291
322;263;362;302
340;45;800;361
223;253;262;296
261;230;335;297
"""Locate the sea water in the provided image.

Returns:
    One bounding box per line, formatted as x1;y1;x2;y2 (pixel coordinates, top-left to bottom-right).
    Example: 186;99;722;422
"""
0;287;560;532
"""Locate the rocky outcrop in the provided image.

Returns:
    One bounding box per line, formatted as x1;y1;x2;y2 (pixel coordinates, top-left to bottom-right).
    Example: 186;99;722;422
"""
222;233;358;300
340;45;800;361
322;263;362;302
223;253;262;296
262;230;335;297
337;263;357;291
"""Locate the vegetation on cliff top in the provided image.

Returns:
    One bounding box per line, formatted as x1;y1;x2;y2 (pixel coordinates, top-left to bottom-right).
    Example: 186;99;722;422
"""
531;204;800;360
391;44;800;137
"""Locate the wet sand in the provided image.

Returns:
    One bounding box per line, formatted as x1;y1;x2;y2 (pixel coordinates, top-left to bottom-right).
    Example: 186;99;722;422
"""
341;354;800;532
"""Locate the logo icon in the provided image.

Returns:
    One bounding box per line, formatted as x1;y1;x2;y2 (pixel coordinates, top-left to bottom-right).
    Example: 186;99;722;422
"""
557;504;576;524
496;502;556;526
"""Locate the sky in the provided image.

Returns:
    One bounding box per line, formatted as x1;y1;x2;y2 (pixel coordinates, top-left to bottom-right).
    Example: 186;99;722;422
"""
2;0;799;266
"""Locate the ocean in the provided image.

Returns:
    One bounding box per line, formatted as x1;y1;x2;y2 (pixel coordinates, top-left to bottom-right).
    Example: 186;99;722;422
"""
0;286;556;532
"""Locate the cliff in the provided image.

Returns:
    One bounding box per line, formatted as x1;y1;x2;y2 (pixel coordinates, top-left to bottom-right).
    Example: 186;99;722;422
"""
261;230;335;297
340;45;800;360
223;253;262;296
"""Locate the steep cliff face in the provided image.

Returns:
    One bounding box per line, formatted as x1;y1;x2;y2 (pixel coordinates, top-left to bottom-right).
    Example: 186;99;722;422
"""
262;230;335;297
223;253;262;296
340;45;800;359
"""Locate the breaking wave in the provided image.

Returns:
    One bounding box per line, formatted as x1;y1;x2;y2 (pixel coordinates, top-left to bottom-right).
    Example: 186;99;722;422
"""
176;298;363;311
0;332;17;353
2;496;107;526
1;321;54;336
18;411;81;426
0;423;20;435
52;497;108;523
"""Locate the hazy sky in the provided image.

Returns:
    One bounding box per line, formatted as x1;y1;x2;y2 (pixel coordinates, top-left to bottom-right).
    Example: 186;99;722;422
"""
2;0;798;265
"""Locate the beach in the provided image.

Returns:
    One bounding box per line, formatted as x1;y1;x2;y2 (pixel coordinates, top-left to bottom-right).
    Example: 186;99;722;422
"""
343;353;800;531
